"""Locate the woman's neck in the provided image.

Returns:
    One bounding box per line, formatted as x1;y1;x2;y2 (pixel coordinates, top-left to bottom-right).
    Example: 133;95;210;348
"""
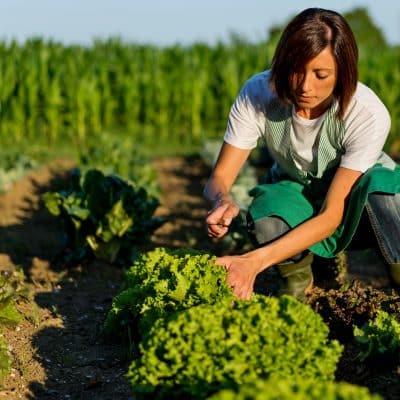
295;96;334;119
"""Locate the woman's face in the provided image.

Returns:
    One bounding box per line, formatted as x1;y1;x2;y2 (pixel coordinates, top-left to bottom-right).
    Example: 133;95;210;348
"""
290;46;338;119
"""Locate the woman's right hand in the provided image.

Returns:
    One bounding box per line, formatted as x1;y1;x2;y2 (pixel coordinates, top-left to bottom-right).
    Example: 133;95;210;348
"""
205;199;240;238
203;142;250;238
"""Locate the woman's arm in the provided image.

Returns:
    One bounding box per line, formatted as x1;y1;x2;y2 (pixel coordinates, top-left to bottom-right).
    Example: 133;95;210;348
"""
204;142;251;238
217;166;362;299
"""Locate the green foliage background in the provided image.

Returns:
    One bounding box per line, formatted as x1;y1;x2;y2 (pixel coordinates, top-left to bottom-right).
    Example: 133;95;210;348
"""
0;7;398;156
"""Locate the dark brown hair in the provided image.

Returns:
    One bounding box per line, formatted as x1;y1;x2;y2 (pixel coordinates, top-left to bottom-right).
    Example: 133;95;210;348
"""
270;8;358;119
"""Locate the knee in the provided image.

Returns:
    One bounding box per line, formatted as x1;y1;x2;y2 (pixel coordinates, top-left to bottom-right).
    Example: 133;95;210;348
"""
247;214;290;246
246;214;304;262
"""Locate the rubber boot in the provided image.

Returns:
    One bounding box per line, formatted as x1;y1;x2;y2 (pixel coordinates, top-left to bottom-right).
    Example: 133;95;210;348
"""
389;263;400;285
276;253;314;302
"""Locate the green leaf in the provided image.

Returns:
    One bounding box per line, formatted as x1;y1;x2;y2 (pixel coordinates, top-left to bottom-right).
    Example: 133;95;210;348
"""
0;299;21;325
43;192;62;216
86;235;121;263
0;337;11;384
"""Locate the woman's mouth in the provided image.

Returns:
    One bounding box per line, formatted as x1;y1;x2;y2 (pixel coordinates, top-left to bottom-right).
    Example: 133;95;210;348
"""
298;95;313;101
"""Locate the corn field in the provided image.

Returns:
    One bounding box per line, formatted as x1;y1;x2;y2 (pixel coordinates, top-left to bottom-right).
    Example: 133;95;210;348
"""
0;37;399;154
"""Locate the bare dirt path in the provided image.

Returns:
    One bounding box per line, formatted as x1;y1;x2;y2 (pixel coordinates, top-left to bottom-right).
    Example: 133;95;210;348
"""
151;155;212;250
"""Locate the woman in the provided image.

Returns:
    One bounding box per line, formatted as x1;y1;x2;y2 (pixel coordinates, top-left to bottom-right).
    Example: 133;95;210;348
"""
204;8;400;301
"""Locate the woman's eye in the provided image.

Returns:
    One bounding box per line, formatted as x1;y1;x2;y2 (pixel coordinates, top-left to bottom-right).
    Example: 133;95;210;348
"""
316;74;329;80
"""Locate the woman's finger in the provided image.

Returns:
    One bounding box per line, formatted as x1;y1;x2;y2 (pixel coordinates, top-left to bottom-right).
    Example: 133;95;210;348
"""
207;224;228;237
215;256;228;267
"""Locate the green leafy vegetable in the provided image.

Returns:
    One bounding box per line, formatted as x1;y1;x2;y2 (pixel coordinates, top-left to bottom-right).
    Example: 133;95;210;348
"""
103;247;233;338
0;270;28;325
0;336;11;385
207;376;382;400
43;169;164;263
0;153;38;193
354;310;400;361
0;269;29;384
128;295;343;399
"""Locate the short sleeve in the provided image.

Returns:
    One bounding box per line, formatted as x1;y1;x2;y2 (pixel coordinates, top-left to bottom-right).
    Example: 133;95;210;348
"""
340;84;391;173
223;72;270;150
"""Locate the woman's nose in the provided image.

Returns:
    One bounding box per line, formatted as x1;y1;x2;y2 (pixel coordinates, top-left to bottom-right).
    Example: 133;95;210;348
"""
300;74;312;92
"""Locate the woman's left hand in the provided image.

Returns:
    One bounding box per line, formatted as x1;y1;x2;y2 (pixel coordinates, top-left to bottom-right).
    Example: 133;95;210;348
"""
216;254;262;300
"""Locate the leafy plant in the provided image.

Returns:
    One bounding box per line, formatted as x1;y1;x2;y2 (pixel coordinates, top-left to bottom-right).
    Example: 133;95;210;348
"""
43;169;164;263
353;310;400;362
0;269;28;325
207;376;381;400
0;269;29;385
0;153;38;193
0;336;11;385
77;135;160;198
128;295;343;400
308;280;400;342
103;247;233;339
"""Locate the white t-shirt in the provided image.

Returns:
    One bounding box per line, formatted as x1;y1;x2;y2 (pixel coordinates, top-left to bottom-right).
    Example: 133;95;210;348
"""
224;70;391;173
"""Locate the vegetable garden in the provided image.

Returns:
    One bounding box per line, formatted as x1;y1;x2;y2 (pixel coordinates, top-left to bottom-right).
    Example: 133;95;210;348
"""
1;8;400;400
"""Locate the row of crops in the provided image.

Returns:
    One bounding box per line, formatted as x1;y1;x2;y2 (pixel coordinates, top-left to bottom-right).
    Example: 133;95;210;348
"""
103;248;399;399
1;140;399;398
43;149;400;399
0;36;400;155
0;37;276;148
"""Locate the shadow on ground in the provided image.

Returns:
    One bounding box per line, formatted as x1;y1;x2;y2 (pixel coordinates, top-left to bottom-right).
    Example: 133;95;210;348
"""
0;161;134;399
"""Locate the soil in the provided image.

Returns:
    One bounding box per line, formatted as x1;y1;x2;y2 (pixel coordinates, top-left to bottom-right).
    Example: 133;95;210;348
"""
0;156;399;400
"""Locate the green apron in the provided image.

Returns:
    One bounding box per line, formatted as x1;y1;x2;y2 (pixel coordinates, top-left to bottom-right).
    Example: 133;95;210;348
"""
248;161;400;258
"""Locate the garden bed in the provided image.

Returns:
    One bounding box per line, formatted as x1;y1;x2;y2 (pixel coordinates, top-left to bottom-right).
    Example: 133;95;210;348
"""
0;156;399;399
